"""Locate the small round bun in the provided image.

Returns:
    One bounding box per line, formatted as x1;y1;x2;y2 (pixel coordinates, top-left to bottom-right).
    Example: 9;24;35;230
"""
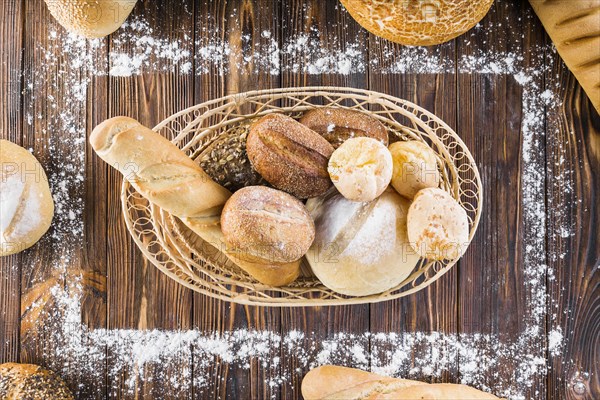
328;137;393;202
221;186;315;264
44;0;137;39
0;363;74;400
1;140;54;256
339;0;494;46
407;188;469;260
306;188;420;296
389;141;440;199
299;108;389;149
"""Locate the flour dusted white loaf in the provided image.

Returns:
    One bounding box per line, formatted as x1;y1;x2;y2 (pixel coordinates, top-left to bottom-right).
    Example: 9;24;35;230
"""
306;188;420;296
90;117;300;286
529;0;600;113
45;0;137;38
302;365;501;400
0;140;54;256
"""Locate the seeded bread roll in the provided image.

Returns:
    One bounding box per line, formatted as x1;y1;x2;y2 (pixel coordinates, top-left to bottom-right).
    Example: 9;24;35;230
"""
221;186;315;264
389;140;440;199
44;0;137;38
407;187;469;260
0;363;74;400
306;188;420;296
328;137;393;202
246;114;335;199
529;0;600;113
339;0;494;46
1;140;54;256
300;108;389;148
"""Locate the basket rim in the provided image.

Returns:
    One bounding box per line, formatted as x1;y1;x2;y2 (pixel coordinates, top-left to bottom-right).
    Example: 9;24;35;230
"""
121;86;483;307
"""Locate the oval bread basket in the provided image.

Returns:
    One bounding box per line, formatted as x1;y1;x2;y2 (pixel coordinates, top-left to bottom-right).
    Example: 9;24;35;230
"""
121;87;482;306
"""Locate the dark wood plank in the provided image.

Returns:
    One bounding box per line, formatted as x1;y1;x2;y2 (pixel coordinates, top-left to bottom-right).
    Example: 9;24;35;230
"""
545;46;600;399
0;0;24;365
279;2;370;399
456;2;548;398
192;1;283;399
106;1;195;398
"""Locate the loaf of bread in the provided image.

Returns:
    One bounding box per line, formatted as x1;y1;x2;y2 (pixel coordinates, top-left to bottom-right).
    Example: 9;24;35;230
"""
407;188;469;260
45;0;137;38
302;365;500;399
339;0;494;46
299;108;389;148
529;0;600;113
90;117;300;286
328;137;393;202
1;140;54;256
0;363;74;400
246;114;335;198
389;140;440;199
221;186;315;264
306;188;420;296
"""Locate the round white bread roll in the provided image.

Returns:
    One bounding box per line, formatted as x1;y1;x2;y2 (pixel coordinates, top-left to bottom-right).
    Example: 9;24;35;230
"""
389;140;440;199
44;0;138;39
328;137;393;202
1;140;54;256
339;0;494;46
306;188;420;296
407;188;469;261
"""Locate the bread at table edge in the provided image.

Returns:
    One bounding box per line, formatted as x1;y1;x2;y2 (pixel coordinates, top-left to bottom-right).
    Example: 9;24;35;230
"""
529;0;600;113
301;365;501;400
0;363;74;400
89;116;300;286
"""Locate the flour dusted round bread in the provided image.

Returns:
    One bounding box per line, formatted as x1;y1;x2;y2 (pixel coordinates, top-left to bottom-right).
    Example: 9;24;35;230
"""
306;188;420;296
328;137;393;202
300;108;389;148
221;186;315;264
1;140;54;256
44;0;137;39
407;187;469;260
389;140;440;199
0;363;74;400
339;0;494;46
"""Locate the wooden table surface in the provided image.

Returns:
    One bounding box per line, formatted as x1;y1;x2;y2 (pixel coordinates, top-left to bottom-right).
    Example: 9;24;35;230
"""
1;1;598;399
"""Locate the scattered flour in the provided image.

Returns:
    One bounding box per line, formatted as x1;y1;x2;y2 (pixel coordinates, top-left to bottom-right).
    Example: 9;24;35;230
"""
13;4;577;399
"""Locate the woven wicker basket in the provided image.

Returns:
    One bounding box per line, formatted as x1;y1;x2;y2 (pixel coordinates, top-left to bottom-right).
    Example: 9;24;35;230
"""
121;87;482;306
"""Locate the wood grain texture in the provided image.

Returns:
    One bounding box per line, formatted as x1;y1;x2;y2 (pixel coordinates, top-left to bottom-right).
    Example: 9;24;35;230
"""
106;1;195;398
0;0;24;365
545;45;600;399
192;1;283;399
279;2;370;399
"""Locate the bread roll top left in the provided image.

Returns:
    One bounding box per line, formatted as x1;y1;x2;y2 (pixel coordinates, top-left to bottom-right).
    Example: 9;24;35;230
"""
90;116;231;224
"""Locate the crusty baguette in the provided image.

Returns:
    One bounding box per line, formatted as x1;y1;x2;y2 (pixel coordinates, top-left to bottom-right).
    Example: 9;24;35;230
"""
301;365;500;400
90;117;300;286
529;0;600;113
301;366;422;400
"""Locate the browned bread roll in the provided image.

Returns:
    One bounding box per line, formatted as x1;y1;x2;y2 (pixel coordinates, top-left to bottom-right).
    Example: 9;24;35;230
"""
221;186;315;263
529;0;600;113
299;108;389;148
45;0;137;39
90;116;300;286
1;140;54;256
246;114;335;199
339;0;494;46
302;365;501;400
0;363;74;400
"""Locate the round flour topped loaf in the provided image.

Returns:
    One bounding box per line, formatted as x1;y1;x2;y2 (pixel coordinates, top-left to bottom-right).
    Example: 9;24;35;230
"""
1;140;54;256
306;188;420;296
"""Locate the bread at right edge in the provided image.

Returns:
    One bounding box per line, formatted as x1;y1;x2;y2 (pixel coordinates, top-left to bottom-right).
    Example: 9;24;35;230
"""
529;0;600;113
